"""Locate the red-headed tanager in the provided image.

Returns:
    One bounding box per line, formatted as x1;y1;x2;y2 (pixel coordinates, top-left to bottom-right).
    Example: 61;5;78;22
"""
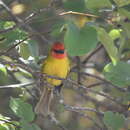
35;42;70;116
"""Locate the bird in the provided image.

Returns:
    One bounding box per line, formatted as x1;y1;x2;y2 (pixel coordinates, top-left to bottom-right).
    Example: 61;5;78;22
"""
35;42;70;116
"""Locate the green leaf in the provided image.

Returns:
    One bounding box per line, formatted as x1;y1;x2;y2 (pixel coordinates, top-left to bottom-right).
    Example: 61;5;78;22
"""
0;64;8;85
96;27;119;64
0;21;15;30
103;111;125;130
50;21;65;38
0;64;7;76
28;40;39;58
64;23;98;56
85;0;112;10
109;29;122;40
0;125;10;130
119;8;130;19
63;0;85;12
122;23;130;39
19;42;31;60
103;61;130;87
0;114;10;121
20;120;41;130
113;0;130;7
0;21;27;50
9;97;35;122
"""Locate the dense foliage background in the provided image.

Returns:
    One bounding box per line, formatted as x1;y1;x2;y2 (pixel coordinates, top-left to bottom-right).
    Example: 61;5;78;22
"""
0;0;130;130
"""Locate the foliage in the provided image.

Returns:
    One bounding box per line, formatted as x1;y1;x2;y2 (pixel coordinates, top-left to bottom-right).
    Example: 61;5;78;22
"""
0;0;130;130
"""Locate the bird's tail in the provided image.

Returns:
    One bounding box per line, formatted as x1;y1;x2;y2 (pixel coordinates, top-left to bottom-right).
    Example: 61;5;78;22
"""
35;87;53;117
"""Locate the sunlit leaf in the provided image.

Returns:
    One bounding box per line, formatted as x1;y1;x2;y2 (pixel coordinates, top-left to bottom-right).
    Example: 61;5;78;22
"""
103;61;130;87
113;0;130;7
96;27;119;64
85;0;112;10
109;29;122;40
19;42;31;60
9;97;35;122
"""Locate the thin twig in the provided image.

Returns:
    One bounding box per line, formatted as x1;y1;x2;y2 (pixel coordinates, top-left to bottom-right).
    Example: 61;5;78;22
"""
82;44;103;64
0;0;50;43
0;81;35;89
48;114;69;130
66;109;102;129
63;103;104;116
0;36;31;56
59;11;99;18
87;82;105;88
76;56;81;84
0;60;34;75
73;71;127;92
38;73;125;107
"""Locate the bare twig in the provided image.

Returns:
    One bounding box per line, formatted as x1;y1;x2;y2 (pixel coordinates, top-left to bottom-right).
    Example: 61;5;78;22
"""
0;81;35;89
0;0;50;43
48;114;68;130
0;36;31;56
66;109;102;129
59;11;99;18
82;44;103;64
37;73;125;107
63;103;104;116
76;56;81;84
0;60;34;74
87;82;105;88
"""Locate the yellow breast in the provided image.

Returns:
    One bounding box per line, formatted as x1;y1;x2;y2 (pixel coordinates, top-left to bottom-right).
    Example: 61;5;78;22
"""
41;55;70;86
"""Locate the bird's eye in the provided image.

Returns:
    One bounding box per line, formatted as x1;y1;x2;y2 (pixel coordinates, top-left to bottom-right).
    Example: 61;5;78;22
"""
53;49;64;54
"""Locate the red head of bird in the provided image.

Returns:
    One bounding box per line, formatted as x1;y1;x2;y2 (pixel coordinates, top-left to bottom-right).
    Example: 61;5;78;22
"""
51;42;67;59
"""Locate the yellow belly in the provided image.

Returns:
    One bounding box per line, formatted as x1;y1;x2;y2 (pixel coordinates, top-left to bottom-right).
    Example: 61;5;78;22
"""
41;55;70;86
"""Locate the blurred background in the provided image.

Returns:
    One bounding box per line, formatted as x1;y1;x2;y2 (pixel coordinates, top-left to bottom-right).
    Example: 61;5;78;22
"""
0;0;130;130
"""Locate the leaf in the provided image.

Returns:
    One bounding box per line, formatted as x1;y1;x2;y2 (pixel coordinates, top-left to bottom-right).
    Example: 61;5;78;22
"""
64;22;98;56
0;64;8;85
20;120;41;130
0;125;10;130
96;27;119;64
28;40;39;58
103;111;125;130
103;61;130;87
50;21;65;38
85;0;112;10
0;21;27;50
19;42;31;60
63;0;85;12
113;0;130;7
9;97;35;122
119;8;130;19
109;29;122;40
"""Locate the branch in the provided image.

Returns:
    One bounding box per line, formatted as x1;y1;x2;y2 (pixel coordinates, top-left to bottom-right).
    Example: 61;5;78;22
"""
65;109;102;129
76;56;81;84
0;36;31;56
48;114;68;130
63;103;104;116
59;11;99;18
73;71;127;92
82;44;103;64
37;73;125;107
0;60;35;75
0;81;35;89
0;0;50;43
